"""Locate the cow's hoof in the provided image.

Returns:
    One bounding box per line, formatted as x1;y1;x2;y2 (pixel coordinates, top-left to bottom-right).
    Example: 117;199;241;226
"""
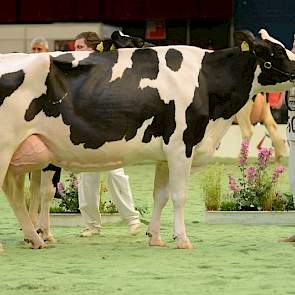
31;239;47;249
38;229;56;243
280;234;295;243
176;241;193;249
44;235;56;243
149;238;166;247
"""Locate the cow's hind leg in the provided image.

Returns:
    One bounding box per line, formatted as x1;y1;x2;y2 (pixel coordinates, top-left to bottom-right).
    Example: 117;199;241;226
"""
29;170;41;228
3;168;46;249
37;170;55;242
147;162;170;247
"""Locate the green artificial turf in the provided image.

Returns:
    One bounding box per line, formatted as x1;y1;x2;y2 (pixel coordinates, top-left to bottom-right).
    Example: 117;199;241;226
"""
1;158;295;295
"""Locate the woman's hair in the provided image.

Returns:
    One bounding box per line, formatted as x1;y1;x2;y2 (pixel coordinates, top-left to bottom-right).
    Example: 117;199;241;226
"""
75;32;101;50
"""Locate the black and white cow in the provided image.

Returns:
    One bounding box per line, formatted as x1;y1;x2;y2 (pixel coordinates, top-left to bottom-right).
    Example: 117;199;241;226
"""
1;29;295;251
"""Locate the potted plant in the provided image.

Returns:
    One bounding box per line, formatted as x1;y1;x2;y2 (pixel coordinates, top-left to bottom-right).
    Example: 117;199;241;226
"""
204;141;295;225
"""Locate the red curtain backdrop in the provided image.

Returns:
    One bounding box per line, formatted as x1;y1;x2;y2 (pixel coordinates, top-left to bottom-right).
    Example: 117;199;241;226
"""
18;0;103;22
0;2;17;23
0;0;232;23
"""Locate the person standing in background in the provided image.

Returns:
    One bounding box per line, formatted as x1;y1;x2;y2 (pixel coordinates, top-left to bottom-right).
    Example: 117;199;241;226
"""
287;36;295;206
30;37;49;53
281;36;295;243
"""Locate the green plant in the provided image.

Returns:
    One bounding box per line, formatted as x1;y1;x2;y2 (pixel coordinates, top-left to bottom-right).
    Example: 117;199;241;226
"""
271;192;295;211
220;199;239;211
200;164;223;210
98;179;119;213
100;199;118;213
135;204;149;217
56;173;80;213
228;141;285;211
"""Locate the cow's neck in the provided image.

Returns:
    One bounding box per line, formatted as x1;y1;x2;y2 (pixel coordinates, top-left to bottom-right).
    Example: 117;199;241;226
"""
200;47;257;120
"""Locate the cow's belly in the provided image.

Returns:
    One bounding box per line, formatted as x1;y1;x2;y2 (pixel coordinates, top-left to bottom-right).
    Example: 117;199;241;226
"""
53;138;165;171
39;125;166;172
17;115;165;172
10;132;165;174
192;118;233;169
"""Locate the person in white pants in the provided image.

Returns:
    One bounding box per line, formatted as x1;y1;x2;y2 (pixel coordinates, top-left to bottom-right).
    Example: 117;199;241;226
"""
78;169;140;237
282;40;295;242
287;40;295;206
74;32;140;237
288;87;295;204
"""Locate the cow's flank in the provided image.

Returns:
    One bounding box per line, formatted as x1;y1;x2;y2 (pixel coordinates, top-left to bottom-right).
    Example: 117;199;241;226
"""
25;49;178;149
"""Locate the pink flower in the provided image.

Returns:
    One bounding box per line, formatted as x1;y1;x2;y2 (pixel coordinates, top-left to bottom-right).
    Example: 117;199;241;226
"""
228;175;240;192
73;178;79;187
272;165;285;183
257;148;273;168
239;140;249;166
274;165;284;174
57;181;65;194
246;166;257;181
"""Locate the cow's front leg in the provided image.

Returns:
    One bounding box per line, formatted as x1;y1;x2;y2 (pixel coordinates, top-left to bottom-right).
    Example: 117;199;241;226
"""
3;169;46;249
37;170;55;242
147;162;170;247
168;157;193;249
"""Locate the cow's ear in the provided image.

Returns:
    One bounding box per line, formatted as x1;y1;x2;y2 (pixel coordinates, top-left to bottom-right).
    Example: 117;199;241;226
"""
234;30;257;52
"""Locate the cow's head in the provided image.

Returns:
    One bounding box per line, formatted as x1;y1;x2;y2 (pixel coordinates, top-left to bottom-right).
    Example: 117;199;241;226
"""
111;30;154;49
234;29;295;88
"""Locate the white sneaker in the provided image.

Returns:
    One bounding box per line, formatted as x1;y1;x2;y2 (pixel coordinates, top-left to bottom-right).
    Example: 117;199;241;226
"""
129;223;141;236
80;227;100;237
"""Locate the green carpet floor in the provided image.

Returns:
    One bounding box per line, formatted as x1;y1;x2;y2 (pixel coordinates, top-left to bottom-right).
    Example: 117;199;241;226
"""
1;158;295;295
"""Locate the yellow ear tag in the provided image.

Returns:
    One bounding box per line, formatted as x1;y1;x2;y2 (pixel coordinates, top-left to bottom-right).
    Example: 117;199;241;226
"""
110;43;116;51
96;41;104;53
241;41;249;52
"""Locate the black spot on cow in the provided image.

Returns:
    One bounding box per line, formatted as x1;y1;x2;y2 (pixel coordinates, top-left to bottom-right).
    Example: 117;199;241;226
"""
25;48;176;149
25;56;70;121
165;49;183;71
0;70;25;106
51;53;75;72
142;100;176;145
183;49;256;157
130;48;159;79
